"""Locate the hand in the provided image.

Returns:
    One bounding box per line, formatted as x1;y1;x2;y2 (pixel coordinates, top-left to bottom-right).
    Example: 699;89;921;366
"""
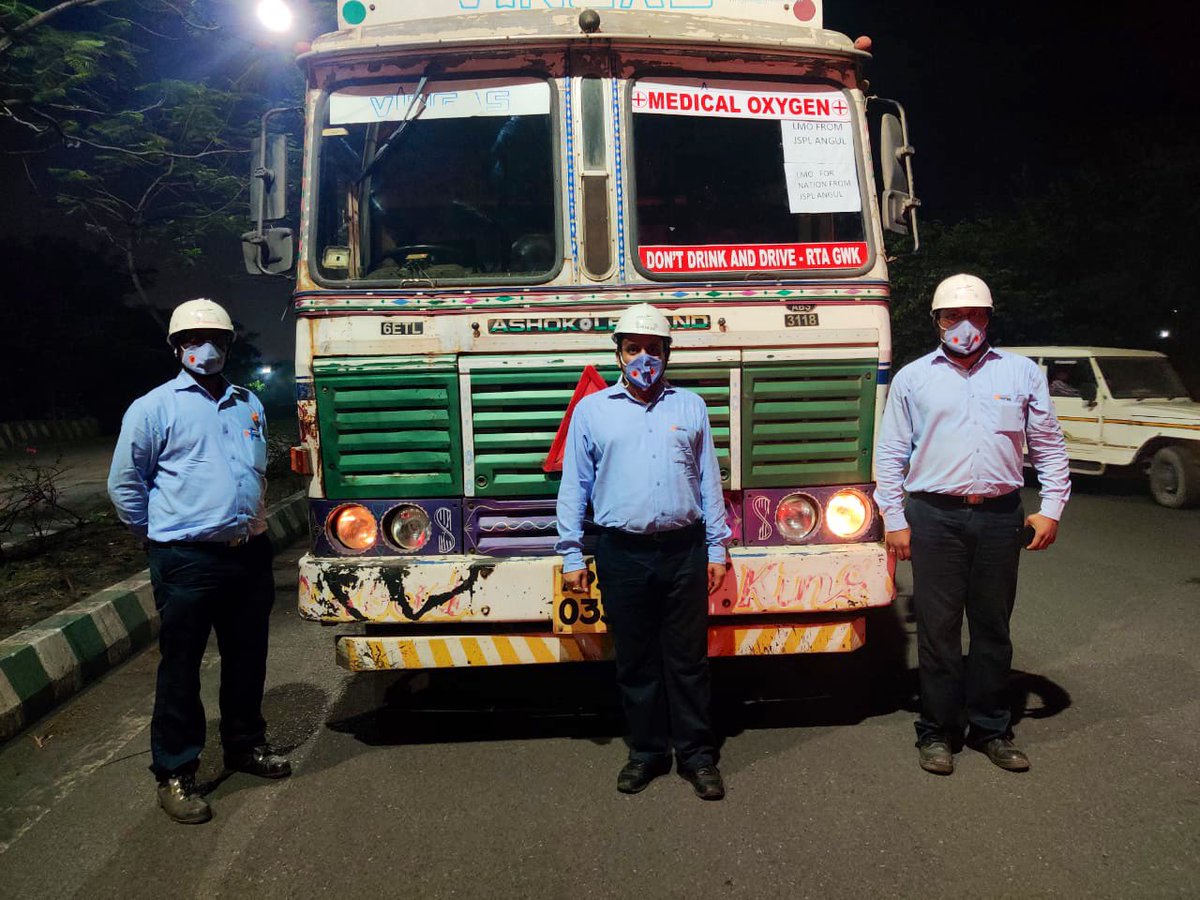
1024;513;1058;550
885;528;912;561
707;562;727;595
562;569;590;593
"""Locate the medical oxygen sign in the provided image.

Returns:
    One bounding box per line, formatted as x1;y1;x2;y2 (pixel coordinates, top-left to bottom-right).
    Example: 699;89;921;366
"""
632;80;867;275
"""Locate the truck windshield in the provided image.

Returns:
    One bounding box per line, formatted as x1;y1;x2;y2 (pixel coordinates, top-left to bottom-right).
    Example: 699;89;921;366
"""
314;78;557;284
1098;357;1191;400
630;78;868;277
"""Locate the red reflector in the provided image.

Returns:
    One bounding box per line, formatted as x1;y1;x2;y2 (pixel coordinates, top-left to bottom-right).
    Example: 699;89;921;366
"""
290;446;313;475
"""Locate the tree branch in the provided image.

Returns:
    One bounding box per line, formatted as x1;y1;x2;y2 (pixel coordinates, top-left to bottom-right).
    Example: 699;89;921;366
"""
0;0;120;57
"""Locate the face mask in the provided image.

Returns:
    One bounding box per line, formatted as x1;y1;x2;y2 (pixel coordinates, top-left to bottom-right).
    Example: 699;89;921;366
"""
622;352;665;391
941;319;986;356
181;341;226;376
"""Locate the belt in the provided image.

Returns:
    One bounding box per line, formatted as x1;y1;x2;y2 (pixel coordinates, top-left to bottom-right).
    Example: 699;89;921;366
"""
600;521;705;545
149;533;263;550
910;491;1020;510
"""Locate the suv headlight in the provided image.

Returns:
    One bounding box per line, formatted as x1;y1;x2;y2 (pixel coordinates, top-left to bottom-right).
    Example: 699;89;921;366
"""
775;493;820;542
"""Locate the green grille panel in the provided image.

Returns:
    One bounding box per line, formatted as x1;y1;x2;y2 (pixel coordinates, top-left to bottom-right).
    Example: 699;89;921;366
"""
742;361;877;487
470;365;732;497
316;369;462;498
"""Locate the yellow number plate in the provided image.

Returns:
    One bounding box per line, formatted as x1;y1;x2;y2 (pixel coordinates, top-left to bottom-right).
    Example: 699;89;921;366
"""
552;563;607;634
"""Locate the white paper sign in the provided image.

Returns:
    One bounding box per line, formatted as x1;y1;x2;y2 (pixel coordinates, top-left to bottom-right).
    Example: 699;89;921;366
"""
780;119;860;213
329;81;550;125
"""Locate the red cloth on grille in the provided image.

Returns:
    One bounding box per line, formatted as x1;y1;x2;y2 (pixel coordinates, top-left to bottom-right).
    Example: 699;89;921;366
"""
542;365;608;473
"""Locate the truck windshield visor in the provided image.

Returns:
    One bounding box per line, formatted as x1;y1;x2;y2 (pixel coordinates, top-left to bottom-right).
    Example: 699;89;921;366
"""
630;78;868;278
315;78;557;284
1098;357;1191;400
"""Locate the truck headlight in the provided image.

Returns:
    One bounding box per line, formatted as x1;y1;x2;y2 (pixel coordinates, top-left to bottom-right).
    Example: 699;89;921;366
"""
826;490;871;539
386;504;432;552
330;504;378;551
775;493;819;542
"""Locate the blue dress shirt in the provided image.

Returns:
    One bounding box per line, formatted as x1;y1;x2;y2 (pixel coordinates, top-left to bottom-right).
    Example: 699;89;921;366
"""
108;370;269;543
555;380;731;573
875;346;1071;532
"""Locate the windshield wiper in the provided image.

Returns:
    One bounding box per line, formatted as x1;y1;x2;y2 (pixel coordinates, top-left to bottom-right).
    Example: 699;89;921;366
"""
355;73;430;185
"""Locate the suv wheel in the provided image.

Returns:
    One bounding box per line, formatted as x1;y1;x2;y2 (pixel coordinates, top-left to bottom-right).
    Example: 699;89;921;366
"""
1148;445;1200;508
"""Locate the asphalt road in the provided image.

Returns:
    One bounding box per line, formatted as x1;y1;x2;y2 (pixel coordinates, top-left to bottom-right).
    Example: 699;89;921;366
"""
1;477;1198;899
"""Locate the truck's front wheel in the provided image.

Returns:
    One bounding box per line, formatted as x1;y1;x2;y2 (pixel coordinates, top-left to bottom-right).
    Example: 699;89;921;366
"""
1148;445;1200;508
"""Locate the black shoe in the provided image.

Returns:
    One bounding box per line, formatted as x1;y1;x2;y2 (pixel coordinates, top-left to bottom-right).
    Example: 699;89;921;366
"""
224;744;292;779
918;740;954;775
156;775;212;825
977;737;1030;772
616;758;671;794
679;764;725;801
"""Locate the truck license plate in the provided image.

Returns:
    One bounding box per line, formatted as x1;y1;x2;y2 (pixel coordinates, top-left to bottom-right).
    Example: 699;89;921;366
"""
551;563;608;634
785;313;820;327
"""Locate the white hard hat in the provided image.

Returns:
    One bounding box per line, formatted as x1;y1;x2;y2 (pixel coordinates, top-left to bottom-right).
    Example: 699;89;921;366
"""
931;274;993;312
167;298;235;344
611;303;671;342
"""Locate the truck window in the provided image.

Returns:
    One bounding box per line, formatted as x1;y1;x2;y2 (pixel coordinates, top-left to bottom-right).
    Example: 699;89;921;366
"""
629;78;867;277
315;78;558;284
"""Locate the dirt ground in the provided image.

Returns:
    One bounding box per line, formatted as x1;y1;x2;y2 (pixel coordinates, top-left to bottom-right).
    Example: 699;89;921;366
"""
0;475;305;641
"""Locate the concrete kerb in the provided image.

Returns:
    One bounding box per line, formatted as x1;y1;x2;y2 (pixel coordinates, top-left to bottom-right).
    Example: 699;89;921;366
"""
0;417;100;450
0;490;310;744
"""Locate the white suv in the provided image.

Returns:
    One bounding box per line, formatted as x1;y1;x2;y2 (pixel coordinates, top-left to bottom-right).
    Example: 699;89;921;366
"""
1006;347;1200;508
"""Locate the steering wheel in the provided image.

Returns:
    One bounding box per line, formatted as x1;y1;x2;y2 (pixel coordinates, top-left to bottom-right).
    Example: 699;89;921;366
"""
377;244;464;267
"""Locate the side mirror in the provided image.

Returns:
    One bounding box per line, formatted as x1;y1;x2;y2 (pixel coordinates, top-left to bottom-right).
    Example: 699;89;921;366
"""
243;107;301;277
242;227;294;275
1080;381;1098;405
875;102;921;250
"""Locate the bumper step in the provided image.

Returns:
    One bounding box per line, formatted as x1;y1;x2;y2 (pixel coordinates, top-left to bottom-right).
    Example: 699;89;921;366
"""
337;616;865;671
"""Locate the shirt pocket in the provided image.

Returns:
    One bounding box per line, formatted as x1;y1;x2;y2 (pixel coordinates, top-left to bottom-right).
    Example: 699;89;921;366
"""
246;429;268;474
991;400;1026;434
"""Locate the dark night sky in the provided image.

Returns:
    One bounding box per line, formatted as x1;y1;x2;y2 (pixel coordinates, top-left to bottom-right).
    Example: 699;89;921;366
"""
4;1;1195;359
829;1;1198;219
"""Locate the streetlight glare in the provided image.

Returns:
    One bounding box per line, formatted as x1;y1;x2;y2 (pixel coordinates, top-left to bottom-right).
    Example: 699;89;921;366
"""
257;0;294;33
1159;330;1171;339
259;365;274;376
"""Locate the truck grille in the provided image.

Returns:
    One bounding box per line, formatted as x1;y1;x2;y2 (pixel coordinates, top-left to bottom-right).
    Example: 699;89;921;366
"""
742;361;876;487
315;370;463;499
469;365;732;497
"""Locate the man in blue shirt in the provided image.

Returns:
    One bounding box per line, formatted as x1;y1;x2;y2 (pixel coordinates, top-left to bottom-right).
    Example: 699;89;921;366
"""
108;298;291;824
556;303;731;800
876;274;1070;776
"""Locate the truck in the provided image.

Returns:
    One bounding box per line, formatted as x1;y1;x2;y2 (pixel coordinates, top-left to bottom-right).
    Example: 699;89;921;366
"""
1007;347;1200;508
243;0;921;676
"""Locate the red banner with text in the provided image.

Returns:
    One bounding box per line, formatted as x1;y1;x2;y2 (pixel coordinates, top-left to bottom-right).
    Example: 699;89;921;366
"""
638;242;869;274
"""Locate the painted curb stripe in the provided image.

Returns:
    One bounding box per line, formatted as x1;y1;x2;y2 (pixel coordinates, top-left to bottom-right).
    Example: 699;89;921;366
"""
0;492;308;744
0;645;51;711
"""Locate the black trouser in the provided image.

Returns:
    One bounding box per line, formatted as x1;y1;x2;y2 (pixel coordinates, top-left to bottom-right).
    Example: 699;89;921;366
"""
593;524;715;771
147;533;275;780
907;493;1025;747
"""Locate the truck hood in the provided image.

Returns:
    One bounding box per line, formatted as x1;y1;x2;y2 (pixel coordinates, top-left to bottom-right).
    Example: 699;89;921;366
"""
1110;399;1200;424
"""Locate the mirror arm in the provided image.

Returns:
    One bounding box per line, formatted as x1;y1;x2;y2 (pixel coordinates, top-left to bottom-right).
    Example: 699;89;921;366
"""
248;106;302;276
869;96;922;251
253;106;302;240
